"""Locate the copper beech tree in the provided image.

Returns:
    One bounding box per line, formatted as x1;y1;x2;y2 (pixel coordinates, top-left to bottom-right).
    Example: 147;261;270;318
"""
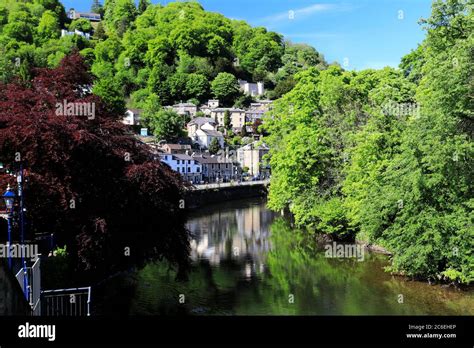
0;53;190;278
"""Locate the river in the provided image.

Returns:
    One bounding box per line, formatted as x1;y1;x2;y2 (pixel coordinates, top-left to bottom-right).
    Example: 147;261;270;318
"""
97;198;474;315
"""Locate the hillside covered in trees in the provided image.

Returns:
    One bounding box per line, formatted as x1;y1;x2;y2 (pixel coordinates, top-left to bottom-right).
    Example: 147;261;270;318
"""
0;0;327;113
264;0;473;284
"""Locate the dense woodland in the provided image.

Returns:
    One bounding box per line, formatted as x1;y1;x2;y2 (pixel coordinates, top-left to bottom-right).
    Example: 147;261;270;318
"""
264;0;473;284
0;0;327;112
0;0;472;284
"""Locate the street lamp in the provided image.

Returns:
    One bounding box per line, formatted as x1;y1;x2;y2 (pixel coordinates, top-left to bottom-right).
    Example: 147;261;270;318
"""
3;184;16;268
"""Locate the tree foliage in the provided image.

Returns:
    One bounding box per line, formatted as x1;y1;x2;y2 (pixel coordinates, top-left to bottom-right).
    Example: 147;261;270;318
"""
208;137;220;155
0;53;190;277
264;0;473;284
143;109;185;142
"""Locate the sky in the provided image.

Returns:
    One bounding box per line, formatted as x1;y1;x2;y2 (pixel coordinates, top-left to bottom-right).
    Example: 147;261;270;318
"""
62;0;433;70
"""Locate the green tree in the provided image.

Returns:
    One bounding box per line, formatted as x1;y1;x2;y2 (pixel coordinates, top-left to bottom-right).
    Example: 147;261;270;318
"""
69;18;93;34
91;0;104;16
354;0;473;283
185;73;209;103
93;21;107;40
38;10;60;41
223;109;232;130
138;0;151;14
3;9;34;43
104;0;137;37
211;72;239;106
92;78;126;115
208;137;220;155
147;109;185;142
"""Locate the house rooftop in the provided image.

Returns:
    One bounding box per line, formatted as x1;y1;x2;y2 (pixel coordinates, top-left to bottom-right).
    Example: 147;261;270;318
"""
173;154;194;160
160;153;194;161
163;144;191;149
199;129;223;137
193;155;232;164
188;117;216;126
239;141;269;150
211;108;245;112
173;103;197;107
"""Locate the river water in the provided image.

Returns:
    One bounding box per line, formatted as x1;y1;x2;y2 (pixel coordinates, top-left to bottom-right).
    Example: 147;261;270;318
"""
98;198;474;315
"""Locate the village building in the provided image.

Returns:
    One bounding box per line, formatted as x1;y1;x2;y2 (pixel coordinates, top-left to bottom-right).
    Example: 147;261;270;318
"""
187;117;217;138
210;108;247;132
167;103;198;118
161;144;192;155
159;153;202;183
237;142;270;178
238;80;265;97
193;155;234;182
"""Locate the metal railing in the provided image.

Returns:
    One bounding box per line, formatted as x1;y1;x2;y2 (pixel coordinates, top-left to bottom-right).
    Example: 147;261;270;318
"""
191;179;270;191
30;258;41;315
15;258;41;315
41;287;91;316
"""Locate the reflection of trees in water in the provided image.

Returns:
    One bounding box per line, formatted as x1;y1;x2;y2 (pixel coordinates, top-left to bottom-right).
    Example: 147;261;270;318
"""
101;205;474;315
262;218;474;315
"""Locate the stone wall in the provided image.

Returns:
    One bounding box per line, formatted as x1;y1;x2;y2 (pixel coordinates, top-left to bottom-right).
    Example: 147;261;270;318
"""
185;183;267;209
0;258;30;315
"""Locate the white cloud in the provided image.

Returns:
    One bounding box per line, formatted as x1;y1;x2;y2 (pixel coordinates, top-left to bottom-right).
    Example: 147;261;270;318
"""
258;3;342;25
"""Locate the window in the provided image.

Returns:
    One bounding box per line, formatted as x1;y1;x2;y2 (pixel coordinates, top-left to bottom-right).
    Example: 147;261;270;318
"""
177;160;180;164
197;167;200;173
187;167;190;173
188;160;191;164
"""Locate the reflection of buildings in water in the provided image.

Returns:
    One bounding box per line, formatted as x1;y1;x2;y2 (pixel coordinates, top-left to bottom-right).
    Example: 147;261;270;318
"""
187;203;274;271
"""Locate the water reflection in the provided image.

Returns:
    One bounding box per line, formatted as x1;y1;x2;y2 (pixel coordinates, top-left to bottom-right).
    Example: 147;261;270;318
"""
189;200;274;272
98;198;474;316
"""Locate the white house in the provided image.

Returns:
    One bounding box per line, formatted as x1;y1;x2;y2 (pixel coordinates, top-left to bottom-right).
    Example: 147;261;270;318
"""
208;99;219;109
123;109;142;126
159;153;202;183
187;117;217;138
61;29;91;40
194;128;225;149
168;103;198;117
200;99;220;116
238;80;265;97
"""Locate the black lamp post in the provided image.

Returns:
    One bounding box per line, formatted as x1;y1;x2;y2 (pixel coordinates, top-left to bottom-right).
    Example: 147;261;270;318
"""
3;184;16;268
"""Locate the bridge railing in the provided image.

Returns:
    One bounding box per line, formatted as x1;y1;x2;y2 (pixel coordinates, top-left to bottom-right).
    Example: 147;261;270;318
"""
15;257;41;315
41;287;91;316
191;179;270;191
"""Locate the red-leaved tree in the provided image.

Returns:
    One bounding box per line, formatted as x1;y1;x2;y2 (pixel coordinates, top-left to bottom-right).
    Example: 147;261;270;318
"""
0;53;190;279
